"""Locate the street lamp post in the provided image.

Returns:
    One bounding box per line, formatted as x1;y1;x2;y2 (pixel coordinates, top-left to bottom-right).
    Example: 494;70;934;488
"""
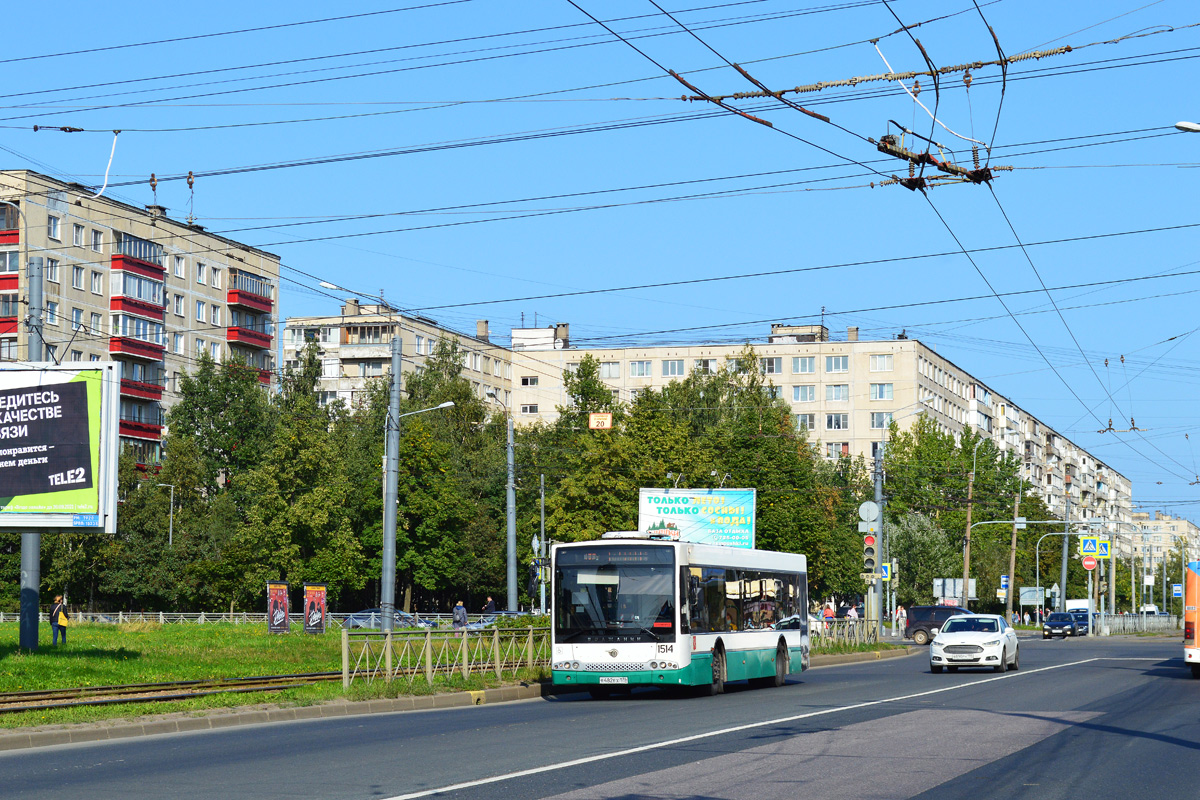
157;484;175;546
486;390;518;612
962;437;986;609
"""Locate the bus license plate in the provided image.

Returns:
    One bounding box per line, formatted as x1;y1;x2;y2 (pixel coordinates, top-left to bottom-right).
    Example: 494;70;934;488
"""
599;676;628;684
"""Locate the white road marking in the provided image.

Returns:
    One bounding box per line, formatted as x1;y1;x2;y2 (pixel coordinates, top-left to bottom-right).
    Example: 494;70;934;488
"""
383;657;1102;799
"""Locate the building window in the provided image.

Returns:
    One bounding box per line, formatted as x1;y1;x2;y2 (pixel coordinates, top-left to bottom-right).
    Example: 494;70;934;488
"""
793;356;815;374
89;353;100;362
870;383;893;401
795;413;816;431
71;307;83;330
173;333;184;354
71;349;82;362
630;360;651;377
826;442;849;458
45;344;57;361
599;361;620;379
826;413;849;430
761;357;782;375
520;404;538;414
196;300;205;321
196;262;206;284
174;295;184;316
91;229;103;252
826;384;848;401
662;359;685;377
43;258;58;282
46;301;59;325
793;385;815;402
47;215;60;240
211;267;221;289
493;360;501;377
196;338;205;355
764;386;782;399
521;375;538;387
825;355;848;373
174;255;185;277
90;270;102;294
870;354;893;372
0;338;15;360
72;265;84;289
364;360;384;377
0;251;18;274
73;224;84;247
89;312;102;334
210;341;220;359
694;358;718;374
427;336;436;354
871;412;893;429
414;335;423;354
211;305;221;326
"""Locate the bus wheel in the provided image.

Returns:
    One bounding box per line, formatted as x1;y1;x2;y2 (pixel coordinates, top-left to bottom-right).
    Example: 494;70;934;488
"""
772;644;788;687
706;649;725;696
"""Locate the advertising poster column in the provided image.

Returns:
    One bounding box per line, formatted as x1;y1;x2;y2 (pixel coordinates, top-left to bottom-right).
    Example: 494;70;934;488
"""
303;583;327;634
267;582;290;634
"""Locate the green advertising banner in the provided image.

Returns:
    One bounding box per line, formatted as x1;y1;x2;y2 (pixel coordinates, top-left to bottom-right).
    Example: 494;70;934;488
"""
638;488;756;548
0;368;104;516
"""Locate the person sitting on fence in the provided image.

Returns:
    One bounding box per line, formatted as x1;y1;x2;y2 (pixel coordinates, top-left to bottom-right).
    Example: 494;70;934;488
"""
453;600;468;631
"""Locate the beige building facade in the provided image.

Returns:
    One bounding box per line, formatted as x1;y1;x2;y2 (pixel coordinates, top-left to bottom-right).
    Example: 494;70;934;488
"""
1;170;281;464
1126;511;1199;567
508;323;1133;526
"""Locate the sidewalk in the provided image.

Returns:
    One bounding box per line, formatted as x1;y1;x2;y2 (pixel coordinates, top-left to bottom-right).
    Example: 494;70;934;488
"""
0;646;920;752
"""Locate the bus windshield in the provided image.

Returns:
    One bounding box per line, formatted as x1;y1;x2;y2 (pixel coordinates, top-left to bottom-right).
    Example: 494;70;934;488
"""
555;545;675;643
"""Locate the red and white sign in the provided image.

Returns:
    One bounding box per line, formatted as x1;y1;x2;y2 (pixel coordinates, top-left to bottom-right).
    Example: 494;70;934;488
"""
1082;555;1097;571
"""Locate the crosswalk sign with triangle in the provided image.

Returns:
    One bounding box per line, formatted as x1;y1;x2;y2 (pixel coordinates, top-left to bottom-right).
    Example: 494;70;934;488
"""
1097;540;1110;559
1080;536;1098;555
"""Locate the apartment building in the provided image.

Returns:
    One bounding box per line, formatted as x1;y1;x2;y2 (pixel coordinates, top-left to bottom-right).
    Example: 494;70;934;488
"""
1;170;281;464
508;322;1133;525
282;301;512;409
1126;511;1199;567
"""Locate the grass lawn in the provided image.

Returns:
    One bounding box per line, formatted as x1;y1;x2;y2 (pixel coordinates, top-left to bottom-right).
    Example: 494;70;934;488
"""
0;621;900;728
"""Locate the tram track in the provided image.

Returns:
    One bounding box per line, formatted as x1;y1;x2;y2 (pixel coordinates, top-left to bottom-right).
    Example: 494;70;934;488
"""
0;671;343;714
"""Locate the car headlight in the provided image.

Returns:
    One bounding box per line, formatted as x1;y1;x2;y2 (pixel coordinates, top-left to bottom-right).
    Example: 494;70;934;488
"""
981;639;1001;647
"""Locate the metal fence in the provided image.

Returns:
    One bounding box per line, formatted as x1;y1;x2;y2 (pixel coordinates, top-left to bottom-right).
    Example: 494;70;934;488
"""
1101;614;1181;634
810;618;878;646
341;627;552;687
0;611;498;628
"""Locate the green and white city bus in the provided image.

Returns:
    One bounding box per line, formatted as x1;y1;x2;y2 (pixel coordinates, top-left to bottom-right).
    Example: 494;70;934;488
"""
551;534;810;697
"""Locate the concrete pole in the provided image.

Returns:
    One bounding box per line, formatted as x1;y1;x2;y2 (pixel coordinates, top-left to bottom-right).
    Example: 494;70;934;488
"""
506;413;517;612
19;256;45;651
380;333;403;632
1006;487;1020;622
1059;476;1072;612
873;450;883;639
962;471;974;609
539;473;546;615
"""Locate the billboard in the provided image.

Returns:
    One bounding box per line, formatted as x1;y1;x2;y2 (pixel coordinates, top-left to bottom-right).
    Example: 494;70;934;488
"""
0;363;119;532
637;488;756;548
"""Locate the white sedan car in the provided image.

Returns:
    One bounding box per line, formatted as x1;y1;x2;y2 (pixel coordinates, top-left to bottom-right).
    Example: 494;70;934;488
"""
929;614;1019;673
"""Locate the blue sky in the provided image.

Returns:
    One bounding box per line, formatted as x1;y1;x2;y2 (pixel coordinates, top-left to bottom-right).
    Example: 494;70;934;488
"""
4;0;1199;518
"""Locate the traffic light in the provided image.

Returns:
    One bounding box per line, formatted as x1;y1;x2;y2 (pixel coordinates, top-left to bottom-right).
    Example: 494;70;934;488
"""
863;534;877;572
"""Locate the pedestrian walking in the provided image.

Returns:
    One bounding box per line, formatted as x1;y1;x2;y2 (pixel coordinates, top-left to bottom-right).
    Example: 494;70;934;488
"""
895;604;907;638
483;596;496;614
50;595;68;646
821;603;835;631
452;600;468;631
1023;611;1030;626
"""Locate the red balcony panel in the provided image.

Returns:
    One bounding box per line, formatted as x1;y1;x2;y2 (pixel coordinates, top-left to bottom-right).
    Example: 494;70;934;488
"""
109;337;166;361
226;326;272;349
119;420;163;441
257;368;272;385
111;254;165;278
227;288;273;313
0;274;16;291
0;318;15;335
0;230;17;245
110;296;165;321
120;378;164;400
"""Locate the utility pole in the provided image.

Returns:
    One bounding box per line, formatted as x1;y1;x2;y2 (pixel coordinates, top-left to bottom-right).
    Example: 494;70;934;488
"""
1006;485;1020;622
19;256;45;651
962;469;975;610
506;411;517;612
1059;475;1072;613
380;333;403;633
539;473;546;615
873;449;884;639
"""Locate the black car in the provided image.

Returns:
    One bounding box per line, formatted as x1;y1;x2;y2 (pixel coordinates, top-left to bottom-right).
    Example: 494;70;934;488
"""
1043;611;1077;639
1069;610;1090;635
905;605;971;645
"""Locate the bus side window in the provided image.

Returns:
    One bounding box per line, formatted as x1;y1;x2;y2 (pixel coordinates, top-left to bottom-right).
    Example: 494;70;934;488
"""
724;569;742;632
679;568;690;634
688;568;706;632
704;568;726;632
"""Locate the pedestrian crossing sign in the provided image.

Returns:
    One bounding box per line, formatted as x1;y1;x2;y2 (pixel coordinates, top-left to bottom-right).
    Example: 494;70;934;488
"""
1080;536;1098;556
1097;539;1110;559
881;563;891;582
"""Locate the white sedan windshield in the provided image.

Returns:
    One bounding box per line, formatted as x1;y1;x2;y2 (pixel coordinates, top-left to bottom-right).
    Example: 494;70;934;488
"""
942;618;999;633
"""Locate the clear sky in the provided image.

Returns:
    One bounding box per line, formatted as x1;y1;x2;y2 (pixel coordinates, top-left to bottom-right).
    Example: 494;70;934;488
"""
4;0;1199;520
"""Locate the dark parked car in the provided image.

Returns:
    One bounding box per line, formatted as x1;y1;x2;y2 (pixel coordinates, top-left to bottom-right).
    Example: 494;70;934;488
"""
1069;610;1090;636
905;605;971;645
343;609;435;630
1043;611;1078;639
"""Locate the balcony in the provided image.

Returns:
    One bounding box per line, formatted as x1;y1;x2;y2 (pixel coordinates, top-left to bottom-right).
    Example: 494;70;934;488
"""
227;269;274;313
0;206;15;244
227;325;272;349
257;368;272;385
119;378;164;400
119;416;163;441
110;337;166;361
113;232;164;267
110;295;165;321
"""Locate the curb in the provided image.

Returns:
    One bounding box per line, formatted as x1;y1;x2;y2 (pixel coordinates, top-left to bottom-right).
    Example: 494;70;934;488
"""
0;648;917;752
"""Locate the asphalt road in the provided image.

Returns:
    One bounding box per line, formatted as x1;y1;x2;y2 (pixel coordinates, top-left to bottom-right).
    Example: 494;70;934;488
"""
3;635;1196;800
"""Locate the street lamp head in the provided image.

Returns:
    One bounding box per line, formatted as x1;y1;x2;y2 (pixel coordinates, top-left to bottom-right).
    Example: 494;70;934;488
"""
318;281;342;291
1176;121;1200;133
436;401;455;409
